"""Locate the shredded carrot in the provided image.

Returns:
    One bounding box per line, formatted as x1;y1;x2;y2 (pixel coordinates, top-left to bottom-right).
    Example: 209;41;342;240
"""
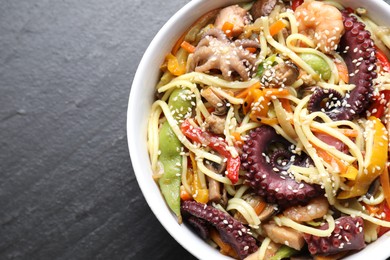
250;116;278;125
363;202;383;215
254;201;267;215
313;144;348;174
335;60;349;83
380;165;390;208
171;8;220;55
222;21;234;38
180;40;196;53
264;88;290;98
172;33;186;56
246;47;257;53
180;185;192;201
269;19;287;37
210;229;238;258
231;132;242;142
235;82;261;99
280;98;292;113
310;127;359;138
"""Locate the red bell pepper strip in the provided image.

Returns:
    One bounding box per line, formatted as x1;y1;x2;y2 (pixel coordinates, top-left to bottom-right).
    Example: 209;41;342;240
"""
292;0;303;11
376;46;390;72
180;119;240;184
378;203;390;237
367;47;390;118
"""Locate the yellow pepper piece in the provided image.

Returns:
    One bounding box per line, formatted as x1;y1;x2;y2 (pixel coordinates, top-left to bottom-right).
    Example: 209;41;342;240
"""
191;171;209;204
338;116;388;199
339;166;358;181
166;53;186;76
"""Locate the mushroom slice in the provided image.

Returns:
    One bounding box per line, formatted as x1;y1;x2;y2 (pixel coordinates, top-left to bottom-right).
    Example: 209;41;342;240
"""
205;114;226;135
262;61;299;87
201;87;229;115
263;223;305;251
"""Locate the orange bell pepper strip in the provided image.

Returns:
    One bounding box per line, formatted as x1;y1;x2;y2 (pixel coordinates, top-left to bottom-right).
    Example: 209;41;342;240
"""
269;20;287;36
235;82;261;99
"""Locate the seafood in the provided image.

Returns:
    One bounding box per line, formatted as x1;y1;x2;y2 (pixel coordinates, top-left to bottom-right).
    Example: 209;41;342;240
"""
295;1;344;53
188;28;259;81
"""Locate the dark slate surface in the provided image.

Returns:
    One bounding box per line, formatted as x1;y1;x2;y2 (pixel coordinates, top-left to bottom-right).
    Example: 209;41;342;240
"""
1;0;390;260
0;0;195;259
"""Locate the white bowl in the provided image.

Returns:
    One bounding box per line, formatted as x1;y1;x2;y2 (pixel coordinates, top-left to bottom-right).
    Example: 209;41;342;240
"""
127;0;390;259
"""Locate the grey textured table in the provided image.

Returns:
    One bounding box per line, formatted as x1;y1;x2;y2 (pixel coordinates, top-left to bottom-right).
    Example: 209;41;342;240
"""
1;0;390;260
0;0;195;259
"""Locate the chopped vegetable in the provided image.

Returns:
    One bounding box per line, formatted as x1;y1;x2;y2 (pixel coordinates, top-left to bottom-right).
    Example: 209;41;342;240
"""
166;52;186;76
334;59;349;83
235;82;261;99
180;40;196;53
256;54;277;78
376;46;390;72
270;245;298;260
269;19;287;37
180;119;241;184
222;21;234;38
180;185;192;201
380;165;390;209
291;0;304;11
158;122;183;218
158;89;194;219
378;203;390;236
338;116;389;199
299;53;331;80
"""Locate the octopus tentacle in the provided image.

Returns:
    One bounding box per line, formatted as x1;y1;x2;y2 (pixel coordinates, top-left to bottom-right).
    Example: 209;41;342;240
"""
189;28;259;81
307;88;344;114
181;200;258;259
185;215;210;240
241;126;321;207
308;11;377;120
304;216;365;255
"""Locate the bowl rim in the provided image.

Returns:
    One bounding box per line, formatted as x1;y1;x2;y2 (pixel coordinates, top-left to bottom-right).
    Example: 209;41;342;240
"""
128;0;390;259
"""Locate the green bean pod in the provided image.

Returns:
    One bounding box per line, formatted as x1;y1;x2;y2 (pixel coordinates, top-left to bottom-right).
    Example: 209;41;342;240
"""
158;88;194;219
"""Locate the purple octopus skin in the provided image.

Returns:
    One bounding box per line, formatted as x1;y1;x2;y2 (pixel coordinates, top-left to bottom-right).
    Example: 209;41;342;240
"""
241;126;321;208
304;216;366;255
181;200;258;259
186;215;210;240
308;11;377;121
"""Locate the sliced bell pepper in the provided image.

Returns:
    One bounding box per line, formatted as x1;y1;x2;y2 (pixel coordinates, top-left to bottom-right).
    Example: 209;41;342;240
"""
292;0;303;11
166;53;186;76
378;203;390;237
376;46;390;72
368;47;390;118
338;116;388;199
180;119;241;184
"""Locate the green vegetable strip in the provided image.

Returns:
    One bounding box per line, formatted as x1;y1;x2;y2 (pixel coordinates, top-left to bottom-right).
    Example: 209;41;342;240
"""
158;88;194;219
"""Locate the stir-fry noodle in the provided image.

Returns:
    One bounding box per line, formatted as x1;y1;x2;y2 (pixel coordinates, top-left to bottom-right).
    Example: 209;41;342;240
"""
148;0;390;259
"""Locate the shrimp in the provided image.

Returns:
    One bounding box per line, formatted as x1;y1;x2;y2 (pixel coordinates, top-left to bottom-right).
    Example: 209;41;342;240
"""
294;0;344;53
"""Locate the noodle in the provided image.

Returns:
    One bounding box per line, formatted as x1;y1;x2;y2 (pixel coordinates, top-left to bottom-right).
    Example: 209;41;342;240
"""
148;1;390;258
